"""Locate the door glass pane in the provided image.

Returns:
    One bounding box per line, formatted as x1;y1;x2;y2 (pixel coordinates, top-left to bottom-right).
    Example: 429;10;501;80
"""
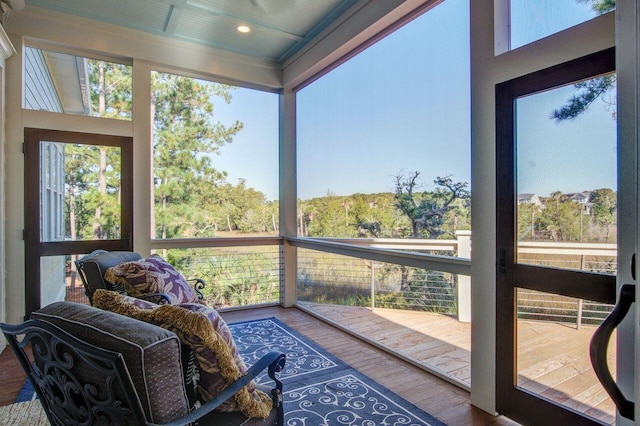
516;288;615;424
40;141;122;242
516;73;617;274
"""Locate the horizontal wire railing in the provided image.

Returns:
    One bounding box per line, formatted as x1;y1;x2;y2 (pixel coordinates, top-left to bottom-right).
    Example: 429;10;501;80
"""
62;236;617;326
161;247;283;308
296;237;617;327
298;249;458;314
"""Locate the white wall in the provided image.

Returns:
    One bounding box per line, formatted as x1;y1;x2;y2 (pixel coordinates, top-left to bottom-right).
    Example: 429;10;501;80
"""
0;25;15;353
469;0;615;414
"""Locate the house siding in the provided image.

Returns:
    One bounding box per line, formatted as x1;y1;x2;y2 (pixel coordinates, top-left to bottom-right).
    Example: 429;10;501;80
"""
24;47;63;113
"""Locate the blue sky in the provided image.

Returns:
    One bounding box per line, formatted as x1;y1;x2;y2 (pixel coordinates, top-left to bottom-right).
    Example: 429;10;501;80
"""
516;82;617;197
212;0;610;201
209;88;279;200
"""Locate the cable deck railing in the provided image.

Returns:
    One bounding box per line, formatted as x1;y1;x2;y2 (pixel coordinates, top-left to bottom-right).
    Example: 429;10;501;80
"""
61;235;617;327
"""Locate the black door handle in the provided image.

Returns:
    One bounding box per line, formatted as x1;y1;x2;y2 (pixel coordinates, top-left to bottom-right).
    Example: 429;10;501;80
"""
589;283;635;420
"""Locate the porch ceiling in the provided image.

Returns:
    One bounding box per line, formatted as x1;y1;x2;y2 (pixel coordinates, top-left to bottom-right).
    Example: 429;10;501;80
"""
24;0;359;63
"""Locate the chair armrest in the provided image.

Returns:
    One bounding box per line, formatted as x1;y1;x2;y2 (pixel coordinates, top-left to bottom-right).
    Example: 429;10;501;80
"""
150;351;286;426
186;278;206;300
137;292;172;304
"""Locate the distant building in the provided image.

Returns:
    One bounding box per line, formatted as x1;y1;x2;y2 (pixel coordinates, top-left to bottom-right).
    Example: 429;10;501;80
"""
517;193;542;206
565;192;592;214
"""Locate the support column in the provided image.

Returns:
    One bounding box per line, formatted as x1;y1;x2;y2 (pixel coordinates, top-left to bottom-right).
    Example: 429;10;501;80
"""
280;88;297;307
131;60;152;257
0;26;15;352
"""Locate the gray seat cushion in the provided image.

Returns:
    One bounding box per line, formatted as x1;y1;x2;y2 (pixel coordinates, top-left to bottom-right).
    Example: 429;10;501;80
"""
31;301;190;424
76;251;142;301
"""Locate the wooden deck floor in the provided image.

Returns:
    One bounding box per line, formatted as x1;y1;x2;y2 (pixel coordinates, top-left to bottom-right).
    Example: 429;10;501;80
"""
298;302;615;425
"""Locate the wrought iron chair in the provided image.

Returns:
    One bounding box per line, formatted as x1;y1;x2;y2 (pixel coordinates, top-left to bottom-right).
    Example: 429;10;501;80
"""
75;250;205;305
1;302;285;426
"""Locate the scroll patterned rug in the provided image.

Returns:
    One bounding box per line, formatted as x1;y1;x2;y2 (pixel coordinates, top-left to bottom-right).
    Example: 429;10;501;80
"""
231;317;446;426
14;317;446;426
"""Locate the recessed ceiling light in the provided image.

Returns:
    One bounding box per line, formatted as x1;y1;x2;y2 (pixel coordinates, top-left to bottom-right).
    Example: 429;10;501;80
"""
237;25;251;33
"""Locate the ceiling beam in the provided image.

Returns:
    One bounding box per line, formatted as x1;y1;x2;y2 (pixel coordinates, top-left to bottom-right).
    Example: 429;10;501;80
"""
187;0;304;42
164;0;188;36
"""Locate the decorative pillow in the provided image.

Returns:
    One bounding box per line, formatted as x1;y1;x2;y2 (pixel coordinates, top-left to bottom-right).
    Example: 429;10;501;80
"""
104;254;199;304
93;289;272;419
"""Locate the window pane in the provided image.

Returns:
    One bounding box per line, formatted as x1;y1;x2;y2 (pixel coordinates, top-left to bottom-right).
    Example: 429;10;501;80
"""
151;72;279;239
297;0;470;243
515;73;617;274
510;0;614;50
40;142;122;242
24;47;132;119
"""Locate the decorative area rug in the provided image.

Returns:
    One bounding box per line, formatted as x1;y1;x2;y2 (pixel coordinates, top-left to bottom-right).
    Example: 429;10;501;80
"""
15;378;36;403
12;317;446;425
230;317;446;426
0;400;48;425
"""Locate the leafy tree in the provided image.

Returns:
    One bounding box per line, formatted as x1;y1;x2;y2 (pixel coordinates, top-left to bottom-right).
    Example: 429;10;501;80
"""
306;192;356;237
537;192;584;241
351;193;403;238
577;0;615;14
300;191;409;238
553;0;616;121
87;59;132;120
151;72;243;239
393;172;470;239
517;202;543;241
65;60;131;244
589;188;616;240
552;75;616;122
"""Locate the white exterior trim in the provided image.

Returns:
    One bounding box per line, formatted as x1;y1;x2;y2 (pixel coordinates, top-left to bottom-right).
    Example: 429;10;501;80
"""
0;24;15;353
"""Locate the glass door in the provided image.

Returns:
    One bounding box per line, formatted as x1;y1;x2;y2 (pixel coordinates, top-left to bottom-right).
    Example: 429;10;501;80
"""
496;48;634;425
24;128;133;316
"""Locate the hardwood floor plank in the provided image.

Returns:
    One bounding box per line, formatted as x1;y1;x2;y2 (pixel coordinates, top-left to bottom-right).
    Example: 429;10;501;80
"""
0;344;30;407
298;302;616;424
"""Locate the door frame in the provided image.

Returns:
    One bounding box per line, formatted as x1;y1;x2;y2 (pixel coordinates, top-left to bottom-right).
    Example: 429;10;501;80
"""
495;48;617;425
23;128;134;317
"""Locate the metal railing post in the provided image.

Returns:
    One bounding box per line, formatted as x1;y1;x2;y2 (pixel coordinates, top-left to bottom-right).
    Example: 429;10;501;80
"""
370;260;375;311
577;299;583;329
